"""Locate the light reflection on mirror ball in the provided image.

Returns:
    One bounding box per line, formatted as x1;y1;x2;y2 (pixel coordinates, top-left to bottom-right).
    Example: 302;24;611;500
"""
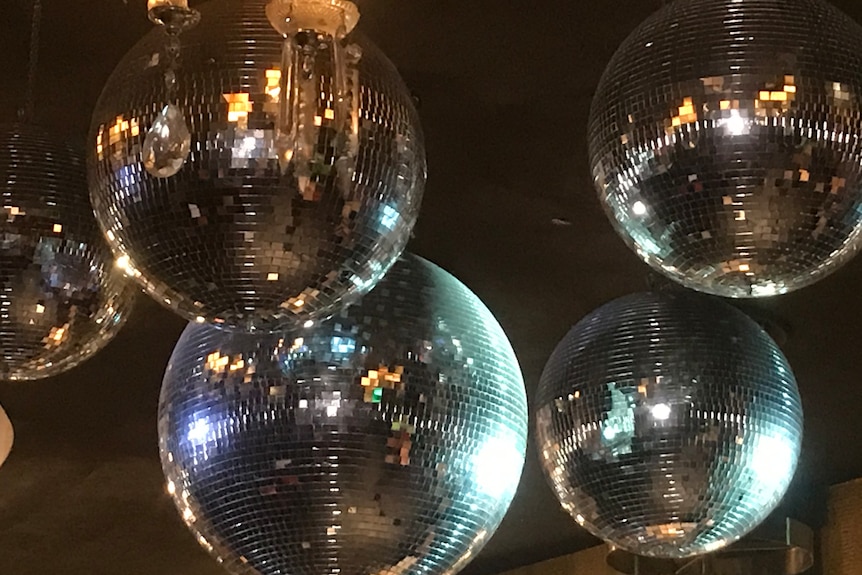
0;124;134;381
158;254;528;575
89;0;426;331
589;0;862;297
535;291;803;558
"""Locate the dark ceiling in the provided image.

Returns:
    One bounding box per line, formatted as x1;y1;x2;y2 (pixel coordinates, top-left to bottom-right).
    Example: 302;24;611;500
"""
1;1;862;574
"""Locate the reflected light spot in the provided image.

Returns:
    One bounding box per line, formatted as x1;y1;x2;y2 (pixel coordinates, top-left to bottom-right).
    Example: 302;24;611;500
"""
473;434;523;499
651;403;671;420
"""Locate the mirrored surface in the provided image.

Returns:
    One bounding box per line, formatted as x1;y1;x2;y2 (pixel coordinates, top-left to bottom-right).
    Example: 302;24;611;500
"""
589;0;862;297
535;292;803;558
89;0;426;331
0;124;134;381
159;254;528;575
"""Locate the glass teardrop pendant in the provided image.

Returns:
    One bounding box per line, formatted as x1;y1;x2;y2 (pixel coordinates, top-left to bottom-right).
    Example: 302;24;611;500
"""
143;104;191;178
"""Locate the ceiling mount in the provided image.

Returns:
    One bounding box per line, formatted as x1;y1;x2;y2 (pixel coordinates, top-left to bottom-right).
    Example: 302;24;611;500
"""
606;517;814;575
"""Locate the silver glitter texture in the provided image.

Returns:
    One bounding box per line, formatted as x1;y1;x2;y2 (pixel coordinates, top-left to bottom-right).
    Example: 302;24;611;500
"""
0;124;134;381
158;254;528;575
89;0;426;330
534;292;802;558
588;0;862;298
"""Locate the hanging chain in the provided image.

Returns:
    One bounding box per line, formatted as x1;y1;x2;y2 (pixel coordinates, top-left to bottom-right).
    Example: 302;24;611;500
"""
19;0;42;122
675;556;705;575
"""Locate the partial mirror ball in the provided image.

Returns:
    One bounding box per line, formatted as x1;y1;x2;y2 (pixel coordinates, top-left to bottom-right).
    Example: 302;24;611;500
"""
0;124;134;381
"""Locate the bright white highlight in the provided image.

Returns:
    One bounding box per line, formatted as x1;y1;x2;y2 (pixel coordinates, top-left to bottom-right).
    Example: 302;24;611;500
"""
723;111;747;136
651;403;672;421
751;434;797;493
473;434;523;499
241;136;257;152
186;418;211;446
380;205;399;230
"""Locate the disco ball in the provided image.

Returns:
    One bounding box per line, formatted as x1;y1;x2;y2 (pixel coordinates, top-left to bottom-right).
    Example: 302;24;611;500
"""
0;124;134;381
89;0;426;331
158;253;528;575
0;403;12;469
534;292;802;559
588;0;862;297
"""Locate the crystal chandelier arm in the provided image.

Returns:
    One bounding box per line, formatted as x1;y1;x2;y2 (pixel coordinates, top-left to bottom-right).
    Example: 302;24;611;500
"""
277;35;299;159
147;0;201;32
295;39;320;181
268;0;363;194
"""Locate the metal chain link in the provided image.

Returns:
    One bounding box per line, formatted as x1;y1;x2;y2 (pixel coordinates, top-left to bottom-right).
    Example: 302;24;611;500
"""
20;0;42;122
